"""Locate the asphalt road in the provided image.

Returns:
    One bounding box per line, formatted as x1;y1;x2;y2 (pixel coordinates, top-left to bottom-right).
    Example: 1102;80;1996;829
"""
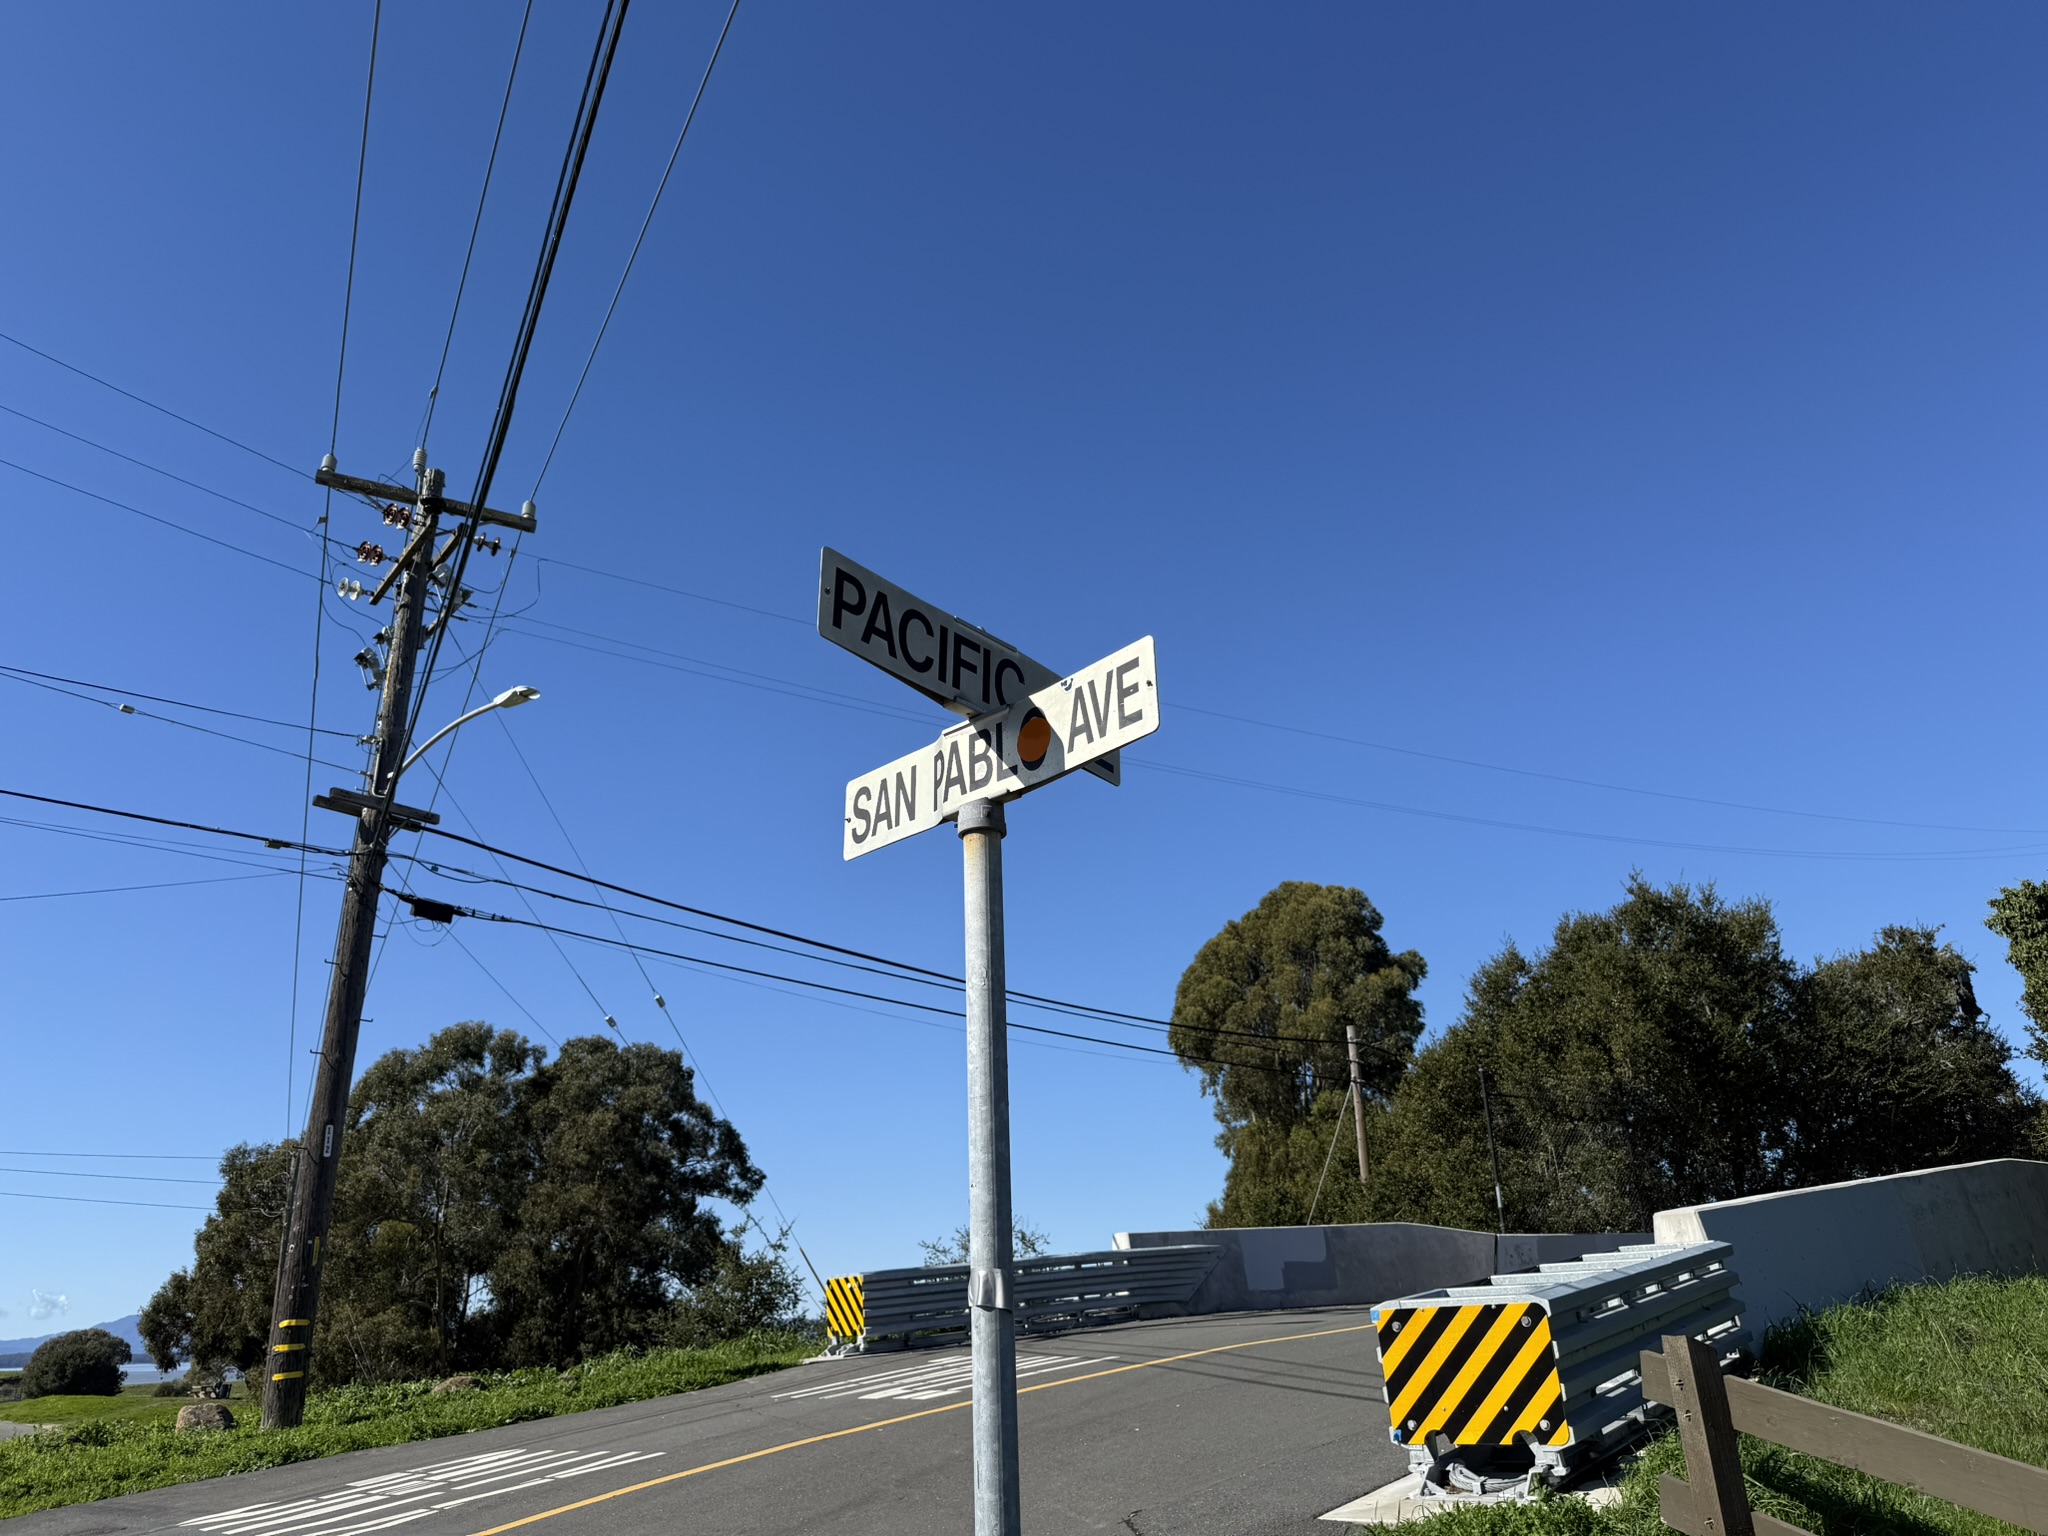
11;1308;1406;1536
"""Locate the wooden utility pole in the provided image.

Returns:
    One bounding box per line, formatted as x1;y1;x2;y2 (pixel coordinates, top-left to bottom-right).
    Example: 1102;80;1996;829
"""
1344;1024;1370;1186
261;454;533;1430
1479;1064;1506;1235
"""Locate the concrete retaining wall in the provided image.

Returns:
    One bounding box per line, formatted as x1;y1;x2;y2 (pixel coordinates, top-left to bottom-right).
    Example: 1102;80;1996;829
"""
1653;1158;2048;1336
1113;1224;1644;1314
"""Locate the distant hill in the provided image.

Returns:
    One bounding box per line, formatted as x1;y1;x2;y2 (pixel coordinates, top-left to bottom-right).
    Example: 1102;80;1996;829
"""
0;1313;145;1370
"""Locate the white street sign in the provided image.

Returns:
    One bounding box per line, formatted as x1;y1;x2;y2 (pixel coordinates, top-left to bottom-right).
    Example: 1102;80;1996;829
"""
818;547;1118;785
843;636;1158;860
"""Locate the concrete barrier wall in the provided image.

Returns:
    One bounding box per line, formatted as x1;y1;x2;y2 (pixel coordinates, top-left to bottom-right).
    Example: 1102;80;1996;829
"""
1653;1158;2048;1336
1113;1224;1644;1314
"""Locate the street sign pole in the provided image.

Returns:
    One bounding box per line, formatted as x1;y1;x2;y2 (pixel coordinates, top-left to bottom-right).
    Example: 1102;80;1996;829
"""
820;549;1163;1536
959;799;1021;1536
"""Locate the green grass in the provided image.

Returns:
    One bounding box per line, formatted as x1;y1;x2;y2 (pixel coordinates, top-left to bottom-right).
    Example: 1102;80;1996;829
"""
0;1331;816;1521
0;1381;255;1429
1393;1274;2048;1536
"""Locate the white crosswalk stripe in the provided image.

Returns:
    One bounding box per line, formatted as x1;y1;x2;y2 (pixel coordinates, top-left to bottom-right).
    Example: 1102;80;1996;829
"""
773;1350;1117;1403
175;1446;665;1536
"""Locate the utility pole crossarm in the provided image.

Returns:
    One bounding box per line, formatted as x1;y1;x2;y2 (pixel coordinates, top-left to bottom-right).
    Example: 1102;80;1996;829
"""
315;464;538;533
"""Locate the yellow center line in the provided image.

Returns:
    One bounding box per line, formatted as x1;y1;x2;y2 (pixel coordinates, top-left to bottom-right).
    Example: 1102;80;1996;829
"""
466;1321;1378;1536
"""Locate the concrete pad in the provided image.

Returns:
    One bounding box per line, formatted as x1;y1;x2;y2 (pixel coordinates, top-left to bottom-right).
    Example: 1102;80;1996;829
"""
1320;1471;1432;1524
1320;1470;1630;1525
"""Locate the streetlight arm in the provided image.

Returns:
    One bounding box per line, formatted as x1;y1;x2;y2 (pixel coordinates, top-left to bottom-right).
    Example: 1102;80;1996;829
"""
390;685;541;787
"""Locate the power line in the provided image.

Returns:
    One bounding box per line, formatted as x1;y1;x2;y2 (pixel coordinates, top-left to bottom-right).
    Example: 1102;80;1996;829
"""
391;759;622;1038
2;872;289;903
0;788;335;854
0;1150;219;1161
403;0;632;777
404;850;1170;1032
420;0;536;455
0;1188;212;1212
0;1165;218;1186
330;0;381;457
449;902;1332;1079
0;455;316;578
0;670;360;773
499;618;927;723
1135;760;2048;863
0;328;303;478
529;0;742;497
533;555;807;626
406;827;1404;1059
0;402;309;533
498;604;2048;856
478;706;809;1248
299;0;383;1149
1174;703;2048;837
0;783;1384;1066
13;335;2037;845
442;925;560;1047
10;319;2039;845
406;853;1411;1059
0;812;335;876
0;665;355;737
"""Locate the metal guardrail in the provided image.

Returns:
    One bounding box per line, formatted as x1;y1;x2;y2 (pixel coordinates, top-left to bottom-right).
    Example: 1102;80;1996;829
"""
1371;1240;1746;1495
824;1245;1222;1353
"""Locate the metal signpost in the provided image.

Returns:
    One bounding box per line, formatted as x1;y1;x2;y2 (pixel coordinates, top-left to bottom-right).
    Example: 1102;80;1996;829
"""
819;550;1160;1536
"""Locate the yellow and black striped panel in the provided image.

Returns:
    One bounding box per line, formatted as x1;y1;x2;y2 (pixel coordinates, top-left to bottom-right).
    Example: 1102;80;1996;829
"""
1374;1302;1569;1449
825;1274;865;1342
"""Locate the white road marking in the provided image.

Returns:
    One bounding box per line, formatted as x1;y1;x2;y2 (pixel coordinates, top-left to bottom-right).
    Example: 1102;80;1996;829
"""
176;1447;665;1536
773;1351;1117;1403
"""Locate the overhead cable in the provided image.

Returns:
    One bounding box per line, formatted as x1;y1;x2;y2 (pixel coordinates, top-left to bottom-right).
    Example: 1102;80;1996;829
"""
533;555;807;626
419;0;536;455
0;328;304;478
0;1164;218;1186
1;872;291;903
0;665;355;737
1136;760;2048;863
0;455;315;578
444;903;1345;1080
0;403;308;533
0;669;360;773
0;1188;211;1212
529;0;743;497
402;0;632;772
0;1150;219;1161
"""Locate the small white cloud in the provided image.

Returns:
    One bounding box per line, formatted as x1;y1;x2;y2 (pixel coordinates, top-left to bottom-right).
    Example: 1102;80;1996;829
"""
27;1290;68;1321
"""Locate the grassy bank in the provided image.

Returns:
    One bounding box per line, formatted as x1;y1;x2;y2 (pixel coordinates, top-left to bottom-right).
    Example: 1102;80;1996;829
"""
1402;1274;2048;1536
0;1331;815;1521
0;1381;255;1430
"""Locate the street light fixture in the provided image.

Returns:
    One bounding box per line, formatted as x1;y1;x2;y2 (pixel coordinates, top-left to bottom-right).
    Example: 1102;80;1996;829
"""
394;685;541;785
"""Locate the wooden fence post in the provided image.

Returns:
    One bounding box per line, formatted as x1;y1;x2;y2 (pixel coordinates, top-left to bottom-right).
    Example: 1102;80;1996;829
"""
1665;1333;1754;1536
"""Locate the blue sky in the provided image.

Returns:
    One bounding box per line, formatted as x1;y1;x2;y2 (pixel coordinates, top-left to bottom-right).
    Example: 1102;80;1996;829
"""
4;1;2047;1332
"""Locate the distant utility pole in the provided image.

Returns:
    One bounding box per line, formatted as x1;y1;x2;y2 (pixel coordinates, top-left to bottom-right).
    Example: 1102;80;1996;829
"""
261;452;534;1431
1345;1025;1370;1187
1478;1064;1506;1235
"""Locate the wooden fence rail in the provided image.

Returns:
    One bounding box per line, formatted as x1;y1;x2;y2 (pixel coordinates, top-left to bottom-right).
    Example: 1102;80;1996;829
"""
1642;1335;2048;1536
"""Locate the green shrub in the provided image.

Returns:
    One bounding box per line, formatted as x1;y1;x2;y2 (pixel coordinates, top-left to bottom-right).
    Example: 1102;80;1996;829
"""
21;1331;131;1398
